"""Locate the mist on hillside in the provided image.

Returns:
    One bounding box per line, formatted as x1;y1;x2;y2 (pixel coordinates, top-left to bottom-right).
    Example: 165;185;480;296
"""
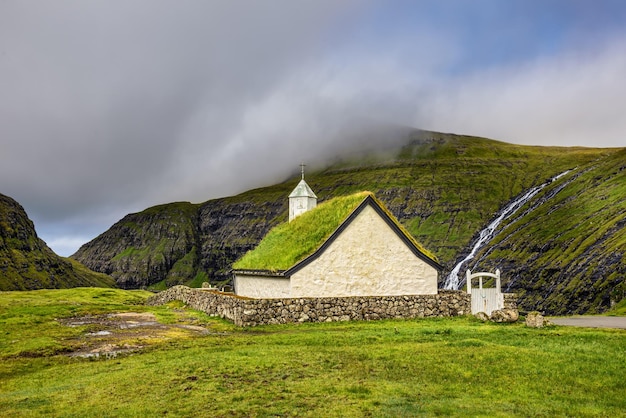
2;1;626;256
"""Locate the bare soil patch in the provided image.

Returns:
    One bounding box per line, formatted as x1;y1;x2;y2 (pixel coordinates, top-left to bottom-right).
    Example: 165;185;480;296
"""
58;311;213;358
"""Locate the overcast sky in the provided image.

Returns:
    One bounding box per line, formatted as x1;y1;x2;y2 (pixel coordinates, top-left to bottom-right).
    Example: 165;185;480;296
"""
1;0;625;256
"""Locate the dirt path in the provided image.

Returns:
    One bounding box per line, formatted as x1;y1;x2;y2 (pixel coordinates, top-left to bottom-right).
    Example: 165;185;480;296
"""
549;316;626;329
58;311;215;358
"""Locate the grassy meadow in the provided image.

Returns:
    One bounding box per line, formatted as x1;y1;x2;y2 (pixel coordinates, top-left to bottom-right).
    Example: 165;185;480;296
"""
1;288;625;417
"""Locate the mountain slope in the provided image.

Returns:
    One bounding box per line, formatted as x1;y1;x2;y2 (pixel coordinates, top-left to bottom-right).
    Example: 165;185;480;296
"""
71;130;624;313
469;148;626;313
0;193;115;290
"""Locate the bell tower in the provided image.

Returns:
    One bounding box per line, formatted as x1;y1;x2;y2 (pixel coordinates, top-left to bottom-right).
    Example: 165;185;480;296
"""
289;163;317;222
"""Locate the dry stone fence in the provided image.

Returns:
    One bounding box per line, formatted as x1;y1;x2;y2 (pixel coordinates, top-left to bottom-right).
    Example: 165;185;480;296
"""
146;286;492;327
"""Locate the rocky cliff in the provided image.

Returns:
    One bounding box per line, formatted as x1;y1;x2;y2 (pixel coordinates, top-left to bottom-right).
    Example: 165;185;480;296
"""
71;131;625;314
73;196;287;289
0;193;115;290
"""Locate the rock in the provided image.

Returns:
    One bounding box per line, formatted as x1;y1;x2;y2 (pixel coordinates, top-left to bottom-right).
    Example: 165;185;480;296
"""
525;311;549;328
474;312;490;321
490;309;519;323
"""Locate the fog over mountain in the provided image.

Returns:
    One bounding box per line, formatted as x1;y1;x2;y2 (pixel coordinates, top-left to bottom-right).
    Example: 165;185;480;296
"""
1;0;626;256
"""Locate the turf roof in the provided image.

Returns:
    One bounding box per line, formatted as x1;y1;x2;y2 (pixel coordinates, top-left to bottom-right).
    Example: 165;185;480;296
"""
232;191;438;272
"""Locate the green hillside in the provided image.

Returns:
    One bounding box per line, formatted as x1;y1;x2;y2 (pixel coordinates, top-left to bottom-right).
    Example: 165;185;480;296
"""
74;202;201;289
311;133;615;263
72;130;625;314
472;148;626;313
0;193;115;290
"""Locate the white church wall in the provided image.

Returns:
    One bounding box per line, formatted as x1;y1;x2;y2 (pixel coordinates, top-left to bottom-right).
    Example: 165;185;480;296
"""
234;274;291;299
290;205;438;298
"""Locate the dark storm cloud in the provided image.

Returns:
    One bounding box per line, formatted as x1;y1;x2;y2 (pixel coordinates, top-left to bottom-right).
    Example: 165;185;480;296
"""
0;1;353;229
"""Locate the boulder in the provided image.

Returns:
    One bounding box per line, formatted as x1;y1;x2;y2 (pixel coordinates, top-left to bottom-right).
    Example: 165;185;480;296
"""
490;309;519;323
474;312;490;321
525;311;550;328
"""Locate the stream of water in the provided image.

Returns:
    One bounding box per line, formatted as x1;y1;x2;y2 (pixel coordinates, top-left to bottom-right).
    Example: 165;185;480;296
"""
443;170;572;290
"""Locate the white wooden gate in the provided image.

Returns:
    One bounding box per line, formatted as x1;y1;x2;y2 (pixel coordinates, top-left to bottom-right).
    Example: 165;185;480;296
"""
467;269;504;315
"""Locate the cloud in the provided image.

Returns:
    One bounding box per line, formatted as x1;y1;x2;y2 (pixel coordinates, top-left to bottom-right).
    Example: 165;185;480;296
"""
418;39;626;147
0;1;355;228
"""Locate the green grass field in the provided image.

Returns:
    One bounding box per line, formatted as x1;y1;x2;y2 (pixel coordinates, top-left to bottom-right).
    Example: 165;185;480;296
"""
1;288;625;417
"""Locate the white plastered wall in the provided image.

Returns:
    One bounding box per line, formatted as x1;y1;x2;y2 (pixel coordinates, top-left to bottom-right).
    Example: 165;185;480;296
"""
290;205;438;297
234;274;290;299
289;196;317;222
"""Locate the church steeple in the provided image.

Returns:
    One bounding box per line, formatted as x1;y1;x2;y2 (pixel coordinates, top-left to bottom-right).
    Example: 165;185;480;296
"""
289;163;317;222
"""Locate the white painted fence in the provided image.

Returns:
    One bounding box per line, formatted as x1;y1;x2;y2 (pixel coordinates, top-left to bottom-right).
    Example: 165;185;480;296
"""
467;269;504;315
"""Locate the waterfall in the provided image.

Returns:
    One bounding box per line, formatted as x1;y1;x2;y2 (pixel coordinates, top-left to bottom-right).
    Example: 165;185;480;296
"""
443;169;572;290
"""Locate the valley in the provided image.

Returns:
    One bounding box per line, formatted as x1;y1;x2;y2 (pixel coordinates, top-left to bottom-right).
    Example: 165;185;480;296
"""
2;130;624;315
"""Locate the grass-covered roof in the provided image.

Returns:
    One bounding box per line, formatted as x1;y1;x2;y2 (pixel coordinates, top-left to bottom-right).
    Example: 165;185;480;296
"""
232;191;438;272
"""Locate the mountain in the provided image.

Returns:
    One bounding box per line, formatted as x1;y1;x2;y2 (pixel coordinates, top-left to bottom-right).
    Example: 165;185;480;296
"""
0;193;115;290
71;130;625;314
471;147;626;314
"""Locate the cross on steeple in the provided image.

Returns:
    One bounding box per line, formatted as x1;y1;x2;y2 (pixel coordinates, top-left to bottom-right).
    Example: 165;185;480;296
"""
300;162;306;180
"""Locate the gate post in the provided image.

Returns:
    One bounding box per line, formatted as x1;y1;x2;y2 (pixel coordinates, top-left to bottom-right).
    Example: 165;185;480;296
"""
496;269;501;293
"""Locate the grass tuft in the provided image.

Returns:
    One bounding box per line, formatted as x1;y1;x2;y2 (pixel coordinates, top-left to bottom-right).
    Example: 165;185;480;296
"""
233;192;372;271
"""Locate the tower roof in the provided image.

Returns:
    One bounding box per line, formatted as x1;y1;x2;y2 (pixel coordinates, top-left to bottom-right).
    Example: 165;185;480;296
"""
288;179;317;199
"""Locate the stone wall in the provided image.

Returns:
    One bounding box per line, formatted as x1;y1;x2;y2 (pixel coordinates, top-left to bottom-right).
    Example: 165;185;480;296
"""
146;286;471;327
503;292;517;310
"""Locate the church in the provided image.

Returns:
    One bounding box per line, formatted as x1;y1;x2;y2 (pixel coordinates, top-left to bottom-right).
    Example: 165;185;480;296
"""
232;168;442;299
